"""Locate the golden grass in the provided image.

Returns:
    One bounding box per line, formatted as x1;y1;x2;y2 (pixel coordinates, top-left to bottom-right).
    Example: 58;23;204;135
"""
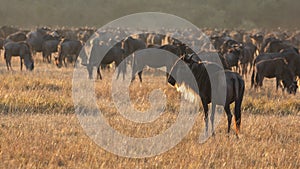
0;55;300;168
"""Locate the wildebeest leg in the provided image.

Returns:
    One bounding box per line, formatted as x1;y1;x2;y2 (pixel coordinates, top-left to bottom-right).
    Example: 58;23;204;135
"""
202;100;209;136
6;59;11;71
97;67;102;80
48;53;52;63
20;58;23;71
276;78;280;91
224;104;232;134
138;71;142;83
258;75;264;87
234;101;242;138
131;65;143;82
63;55;67;67
210;103;216;136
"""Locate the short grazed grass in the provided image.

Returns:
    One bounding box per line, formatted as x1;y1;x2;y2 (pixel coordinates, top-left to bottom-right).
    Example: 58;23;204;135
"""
0;55;299;168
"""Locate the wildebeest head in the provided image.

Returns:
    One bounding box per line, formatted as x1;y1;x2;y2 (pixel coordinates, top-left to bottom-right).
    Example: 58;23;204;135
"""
24;53;34;71
55;56;62;68
21;43;34;71
285;81;298;95
281;64;298;94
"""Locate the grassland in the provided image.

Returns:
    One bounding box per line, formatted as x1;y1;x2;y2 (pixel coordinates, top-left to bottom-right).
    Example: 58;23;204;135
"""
0;54;299;168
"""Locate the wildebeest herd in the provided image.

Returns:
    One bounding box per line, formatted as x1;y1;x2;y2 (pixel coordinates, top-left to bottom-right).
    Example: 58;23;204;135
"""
1;25;300;137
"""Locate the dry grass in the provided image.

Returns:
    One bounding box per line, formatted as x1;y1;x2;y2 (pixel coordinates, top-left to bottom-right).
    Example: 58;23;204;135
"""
0;55;300;168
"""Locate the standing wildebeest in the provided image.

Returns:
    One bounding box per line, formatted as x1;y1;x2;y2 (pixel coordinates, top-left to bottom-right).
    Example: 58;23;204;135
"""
4;41;34;71
123;36;147;56
264;39;294;53
254;48;300;78
95;41;126;80
251;58;297;94
239;42;258;77
250;33;264;52
27;28;59;56
131;42;188;82
55;39;83;68
222;43;243;72
42;39;60;63
168;55;245;137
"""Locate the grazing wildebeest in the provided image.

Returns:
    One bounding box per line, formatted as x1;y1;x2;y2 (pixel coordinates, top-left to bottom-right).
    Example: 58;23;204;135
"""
4;41;34;71
168;55;245;137
42;39;60;63
280;48;300;78
251;58;297;94
55;39;83;68
254;48;300;78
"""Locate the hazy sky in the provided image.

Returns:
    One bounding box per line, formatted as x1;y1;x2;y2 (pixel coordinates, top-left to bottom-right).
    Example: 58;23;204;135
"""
0;0;299;29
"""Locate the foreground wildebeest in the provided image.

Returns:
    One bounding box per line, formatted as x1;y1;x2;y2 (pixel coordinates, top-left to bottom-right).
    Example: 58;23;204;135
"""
55;39;83;68
42;39;60;63
251;58;297;94
168;55;245;137
4;41;34;71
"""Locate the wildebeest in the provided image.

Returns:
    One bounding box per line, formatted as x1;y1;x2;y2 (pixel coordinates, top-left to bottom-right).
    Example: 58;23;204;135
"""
168;55;245;137
131;42;188;82
95;41;126;80
264;39;294;53
27;27;59;55
6;31;27;43
250;33;264;52
251;58;297;94
55;39;83;68
254;48;300;79
122;36;146;56
4;41;34;71
42;39;60;63
239;42;258;77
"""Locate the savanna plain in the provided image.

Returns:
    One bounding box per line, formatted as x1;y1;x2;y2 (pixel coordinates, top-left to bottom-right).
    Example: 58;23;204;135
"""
0;55;299;168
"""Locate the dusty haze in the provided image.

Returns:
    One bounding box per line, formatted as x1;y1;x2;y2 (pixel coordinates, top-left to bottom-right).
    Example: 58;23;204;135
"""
0;0;299;29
